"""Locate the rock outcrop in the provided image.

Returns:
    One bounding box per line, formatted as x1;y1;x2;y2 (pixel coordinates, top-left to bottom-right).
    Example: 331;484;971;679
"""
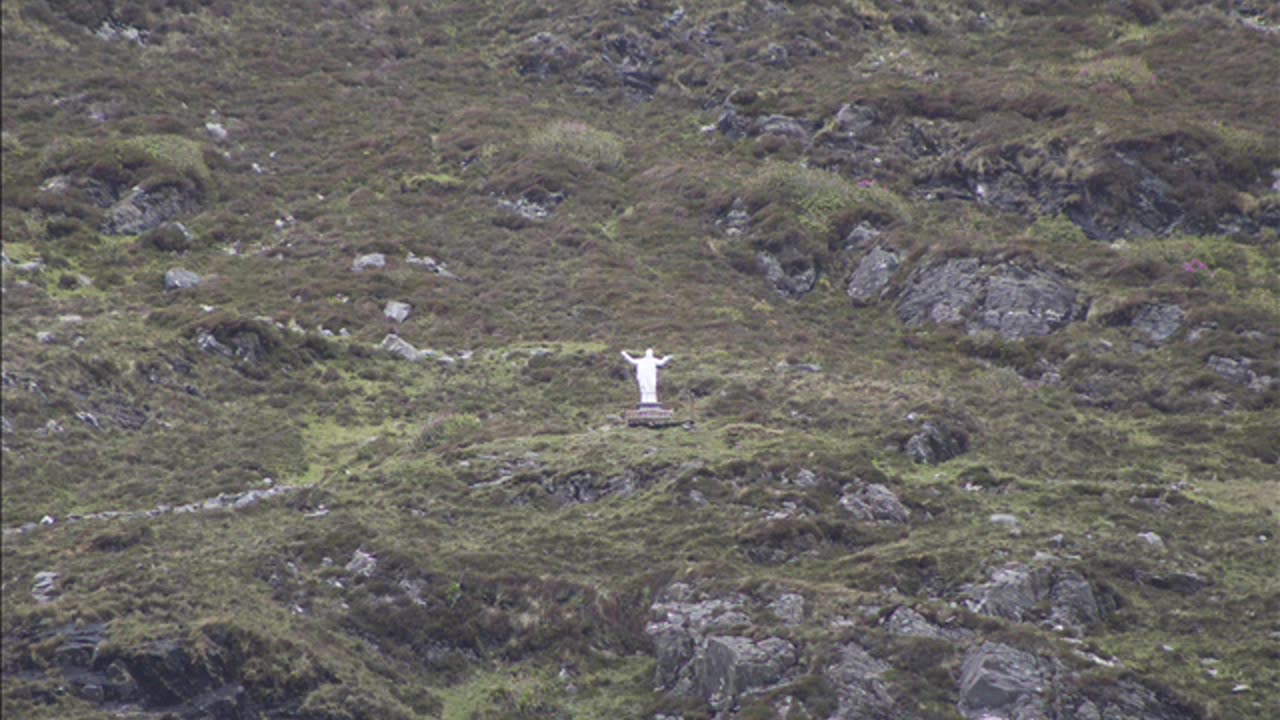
898;258;1081;339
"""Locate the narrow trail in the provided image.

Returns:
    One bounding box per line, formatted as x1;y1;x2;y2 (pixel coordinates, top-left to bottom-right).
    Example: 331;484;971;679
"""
2;484;302;538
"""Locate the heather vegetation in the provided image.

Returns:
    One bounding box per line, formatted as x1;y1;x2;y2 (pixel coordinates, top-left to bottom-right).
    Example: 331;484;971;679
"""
2;1;1277;719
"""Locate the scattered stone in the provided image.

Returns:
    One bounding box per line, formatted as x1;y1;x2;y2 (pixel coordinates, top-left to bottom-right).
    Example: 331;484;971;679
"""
498;192;565;221
1131;304;1185;344
768;593;805;626
846;247;900;305
716;198;751;236
103;186;199;236
196;331;235;358
163;268;202;291
95;19;149;45
37;331;56;344
383;301;412;323
379;334;430;362
1137;531;1165;549
759;252;817;298
516;32;582;78
204;122;228;142
840;483;911;524
352;253;386;272
775;361;821;373
834;103;883;141
345;549;378;577
754;114;813;141
883;606;968;641
905;422;967;465
958;642;1047;720
32;571;60;603
988;513;1021;535
1140;571;1209;595
1207;355;1274;393
406;252;458;278
715;109;752;140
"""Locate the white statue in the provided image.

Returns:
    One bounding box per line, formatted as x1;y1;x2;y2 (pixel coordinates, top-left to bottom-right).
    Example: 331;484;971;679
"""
621;348;672;405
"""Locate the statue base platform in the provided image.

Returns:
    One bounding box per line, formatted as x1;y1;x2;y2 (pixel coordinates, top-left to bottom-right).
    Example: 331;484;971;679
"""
624;403;678;427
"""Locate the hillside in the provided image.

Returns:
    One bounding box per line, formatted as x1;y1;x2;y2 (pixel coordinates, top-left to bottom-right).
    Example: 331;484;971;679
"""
2;1;1278;718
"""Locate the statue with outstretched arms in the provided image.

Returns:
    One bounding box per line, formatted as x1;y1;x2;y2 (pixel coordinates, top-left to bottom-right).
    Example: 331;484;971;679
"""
620;348;673;405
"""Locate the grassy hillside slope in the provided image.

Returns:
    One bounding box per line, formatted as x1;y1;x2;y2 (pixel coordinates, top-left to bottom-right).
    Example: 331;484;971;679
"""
3;1;1277;718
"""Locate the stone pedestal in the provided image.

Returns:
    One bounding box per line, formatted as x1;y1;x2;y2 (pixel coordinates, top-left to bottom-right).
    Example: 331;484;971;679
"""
624;403;677;427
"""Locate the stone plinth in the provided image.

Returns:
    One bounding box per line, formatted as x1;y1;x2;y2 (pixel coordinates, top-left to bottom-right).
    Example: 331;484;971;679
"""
625;403;678;427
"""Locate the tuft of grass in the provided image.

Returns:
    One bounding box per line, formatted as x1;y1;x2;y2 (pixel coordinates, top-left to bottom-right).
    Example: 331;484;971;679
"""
528;120;624;171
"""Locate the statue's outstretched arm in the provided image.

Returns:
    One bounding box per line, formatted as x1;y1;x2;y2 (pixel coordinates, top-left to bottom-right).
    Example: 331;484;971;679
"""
621;351;637;365
657;355;673;366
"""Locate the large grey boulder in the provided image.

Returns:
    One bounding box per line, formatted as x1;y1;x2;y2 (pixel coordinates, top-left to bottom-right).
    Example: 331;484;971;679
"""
102;186;200;236
383;301;412;323
646;585;752;696
897;257;983;327
379;334;428;362
699;635;798;712
971;265;1078;339
846;247;900;305
759;252;817;298
825;642;895;720
1131;303;1185;344
897;259;1080;339
964;564;1103;633
352;253;386;272
958;642;1047;720
905;422;966;465
840;483;911;524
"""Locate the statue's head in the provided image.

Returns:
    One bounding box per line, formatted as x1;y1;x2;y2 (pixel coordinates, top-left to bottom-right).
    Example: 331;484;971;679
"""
645;348;654;356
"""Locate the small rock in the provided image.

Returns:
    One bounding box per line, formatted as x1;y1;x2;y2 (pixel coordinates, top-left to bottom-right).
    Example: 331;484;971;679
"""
352;253;386;272
989;514;1021;534
759;252;817;299
163;268;202;291
406;252;458;278
840;483;911;524
1130;304;1185;344
1137;531;1165;549
768;593;805;626
204;121;228;142
883;606;966;640
905;422;967;465
384;301;412;323
379;334;428;362
846;246;900;305
31;571;60;604
345;549;378;577
37;331;56;344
